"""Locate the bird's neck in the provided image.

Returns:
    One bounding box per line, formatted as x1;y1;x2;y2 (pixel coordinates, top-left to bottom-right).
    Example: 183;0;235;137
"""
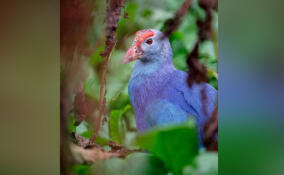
132;59;174;78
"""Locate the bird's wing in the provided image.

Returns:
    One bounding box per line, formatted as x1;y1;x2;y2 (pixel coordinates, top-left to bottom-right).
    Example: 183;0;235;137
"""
167;70;217;127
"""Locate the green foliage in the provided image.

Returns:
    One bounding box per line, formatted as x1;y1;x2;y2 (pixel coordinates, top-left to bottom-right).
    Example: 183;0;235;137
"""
91;153;167;175
76;121;94;139
90;44;105;66
109;93;131;111
75;120;109;146
109;105;131;144
84;67;100;99
136;119;198;175
72;164;91;175
69;115;76;134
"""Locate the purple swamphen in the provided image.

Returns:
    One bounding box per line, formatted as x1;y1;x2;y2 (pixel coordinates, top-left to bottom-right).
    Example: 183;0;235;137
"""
122;29;217;145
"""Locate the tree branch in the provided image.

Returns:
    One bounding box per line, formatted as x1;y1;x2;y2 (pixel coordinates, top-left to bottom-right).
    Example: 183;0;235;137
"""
89;42;117;145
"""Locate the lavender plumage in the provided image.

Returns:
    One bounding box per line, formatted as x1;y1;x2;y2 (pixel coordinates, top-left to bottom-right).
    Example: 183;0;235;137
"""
122;29;217;145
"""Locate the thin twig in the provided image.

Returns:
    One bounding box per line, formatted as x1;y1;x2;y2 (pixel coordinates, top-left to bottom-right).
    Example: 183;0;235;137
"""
89;42;117;145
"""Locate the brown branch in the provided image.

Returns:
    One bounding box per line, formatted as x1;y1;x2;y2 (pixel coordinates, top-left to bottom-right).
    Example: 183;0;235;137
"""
88;0;125;146
182;0;218;151
162;0;193;38
89;42;117;145
187;43;209;86
100;0;125;58
70;143;124;164
203;105;218;151
187;0;216;86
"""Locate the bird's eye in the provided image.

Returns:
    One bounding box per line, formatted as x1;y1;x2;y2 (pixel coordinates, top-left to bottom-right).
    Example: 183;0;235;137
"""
146;38;153;45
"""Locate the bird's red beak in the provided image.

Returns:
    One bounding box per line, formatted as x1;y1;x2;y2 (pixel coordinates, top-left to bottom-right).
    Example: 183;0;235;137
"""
122;44;141;64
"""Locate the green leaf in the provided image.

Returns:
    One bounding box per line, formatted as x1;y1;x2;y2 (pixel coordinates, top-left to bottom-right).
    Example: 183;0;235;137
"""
75;120;110;145
109;105;131;144
69;115;76;134
136;119;199;175
173;53;188;71
91;152;167;175
75;121;93;139
90;45;105;66
76;121;89;135
83;67;100;99
109;93;131;111
125;3;138;22
72;164;91;175
95;136;110;146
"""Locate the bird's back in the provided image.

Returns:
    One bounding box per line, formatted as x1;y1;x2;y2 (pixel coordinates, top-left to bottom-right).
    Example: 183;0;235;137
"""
128;66;217;134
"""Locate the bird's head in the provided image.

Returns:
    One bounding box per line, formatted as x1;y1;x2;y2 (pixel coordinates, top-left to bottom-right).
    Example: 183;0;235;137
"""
122;29;172;64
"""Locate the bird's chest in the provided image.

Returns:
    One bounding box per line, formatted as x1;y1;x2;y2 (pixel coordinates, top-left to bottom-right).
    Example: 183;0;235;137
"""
128;73;169;110
128;73;188;131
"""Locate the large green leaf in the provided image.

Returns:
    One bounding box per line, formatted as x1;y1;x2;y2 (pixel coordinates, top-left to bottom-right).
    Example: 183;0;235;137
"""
91;152;167;175
136;119;199;175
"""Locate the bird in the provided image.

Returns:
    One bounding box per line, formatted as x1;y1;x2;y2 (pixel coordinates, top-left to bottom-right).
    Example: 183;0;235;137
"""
122;29;217;145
